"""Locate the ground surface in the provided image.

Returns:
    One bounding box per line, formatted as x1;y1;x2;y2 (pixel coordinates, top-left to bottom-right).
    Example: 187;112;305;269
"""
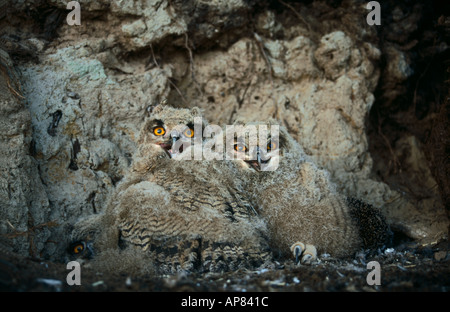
2;240;449;292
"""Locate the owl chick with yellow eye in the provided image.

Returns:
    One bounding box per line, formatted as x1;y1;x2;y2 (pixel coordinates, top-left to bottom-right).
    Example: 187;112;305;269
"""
230;121;391;264
69;105;272;274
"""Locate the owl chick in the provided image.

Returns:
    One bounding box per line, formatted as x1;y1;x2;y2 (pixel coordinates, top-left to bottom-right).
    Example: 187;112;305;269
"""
230;121;391;264
69;105;272;274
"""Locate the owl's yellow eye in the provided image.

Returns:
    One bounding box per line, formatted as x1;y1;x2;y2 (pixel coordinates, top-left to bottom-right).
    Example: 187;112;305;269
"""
267;141;277;151
183;128;194;138
73;243;85;254
153;127;165;136
234;143;247;153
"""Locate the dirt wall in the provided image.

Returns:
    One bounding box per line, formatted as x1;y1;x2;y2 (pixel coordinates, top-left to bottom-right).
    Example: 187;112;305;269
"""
0;0;448;261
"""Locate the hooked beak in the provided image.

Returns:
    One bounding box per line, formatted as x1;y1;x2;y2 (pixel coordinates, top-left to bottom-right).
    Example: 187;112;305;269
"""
257;147;261;168
249;147;262;171
172;136;178;147
168;133;184;157
246;147;270;172
157;133;182;158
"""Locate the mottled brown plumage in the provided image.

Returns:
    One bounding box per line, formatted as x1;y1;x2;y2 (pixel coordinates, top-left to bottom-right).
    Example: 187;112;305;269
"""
69;105;272;274
232;121;391;263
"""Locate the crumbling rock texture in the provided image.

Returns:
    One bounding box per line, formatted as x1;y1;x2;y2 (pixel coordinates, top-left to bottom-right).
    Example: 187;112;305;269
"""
0;0;448;269
0;47;50;257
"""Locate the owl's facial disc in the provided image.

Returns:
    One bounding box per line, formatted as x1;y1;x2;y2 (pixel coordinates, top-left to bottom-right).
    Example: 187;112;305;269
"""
151;122;195;158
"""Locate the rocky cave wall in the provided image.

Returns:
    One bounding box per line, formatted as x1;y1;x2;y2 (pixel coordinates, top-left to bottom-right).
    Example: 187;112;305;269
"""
0;0;448;261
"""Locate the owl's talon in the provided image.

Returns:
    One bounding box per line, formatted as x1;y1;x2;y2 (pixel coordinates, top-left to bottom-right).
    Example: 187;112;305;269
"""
302;244;317;264
290;242;317;265
301;254;313;264
290;242;305;264
295;248;301;263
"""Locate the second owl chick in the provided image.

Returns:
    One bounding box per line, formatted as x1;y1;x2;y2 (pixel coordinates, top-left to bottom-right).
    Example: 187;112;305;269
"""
230;121;391;263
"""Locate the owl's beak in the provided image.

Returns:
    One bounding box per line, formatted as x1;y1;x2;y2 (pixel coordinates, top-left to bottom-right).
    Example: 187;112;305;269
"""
156;132;182;158
245;147;271;172
172;136;178;147
257;147;262;168
169;134;183;157
247;161;261;171
248;147;262;171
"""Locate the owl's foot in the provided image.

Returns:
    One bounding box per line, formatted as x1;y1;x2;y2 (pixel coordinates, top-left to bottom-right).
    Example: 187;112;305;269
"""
290;242;317;265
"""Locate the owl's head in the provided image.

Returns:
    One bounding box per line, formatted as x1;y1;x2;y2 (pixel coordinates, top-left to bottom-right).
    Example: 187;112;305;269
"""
138;105;206;159
227;120;291;172
66;214;105;262
66;213;120;264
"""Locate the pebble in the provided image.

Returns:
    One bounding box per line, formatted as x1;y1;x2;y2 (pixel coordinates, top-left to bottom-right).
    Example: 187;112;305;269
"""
434;251;447;261
92;280;105;287
67;91;80;99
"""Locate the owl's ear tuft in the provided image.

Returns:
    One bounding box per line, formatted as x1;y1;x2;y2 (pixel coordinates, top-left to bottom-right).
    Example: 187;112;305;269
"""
190;106;204;117
147;101;167;116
